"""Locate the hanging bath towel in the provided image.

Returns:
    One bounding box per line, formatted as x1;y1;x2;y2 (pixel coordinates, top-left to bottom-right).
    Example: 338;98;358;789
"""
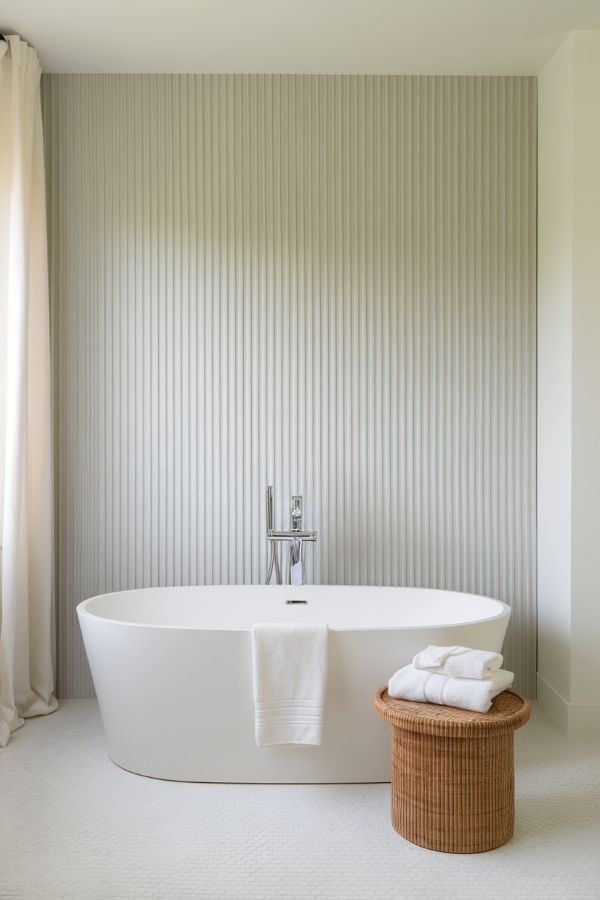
251;622;328;746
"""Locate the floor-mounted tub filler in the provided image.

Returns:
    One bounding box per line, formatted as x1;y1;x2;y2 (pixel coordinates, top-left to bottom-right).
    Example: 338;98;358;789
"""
77;585;510;783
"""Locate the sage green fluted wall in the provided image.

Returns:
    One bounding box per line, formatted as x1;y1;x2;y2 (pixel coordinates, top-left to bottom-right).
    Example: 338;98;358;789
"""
42;75;537;698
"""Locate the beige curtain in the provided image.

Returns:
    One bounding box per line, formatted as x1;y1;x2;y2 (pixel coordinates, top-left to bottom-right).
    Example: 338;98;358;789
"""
0;35;57;747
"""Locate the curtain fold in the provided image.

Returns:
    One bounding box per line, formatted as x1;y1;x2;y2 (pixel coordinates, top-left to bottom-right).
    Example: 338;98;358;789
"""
0;34;57;747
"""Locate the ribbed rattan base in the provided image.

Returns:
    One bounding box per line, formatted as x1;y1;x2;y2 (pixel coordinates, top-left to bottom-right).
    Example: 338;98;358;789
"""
375;689;530;854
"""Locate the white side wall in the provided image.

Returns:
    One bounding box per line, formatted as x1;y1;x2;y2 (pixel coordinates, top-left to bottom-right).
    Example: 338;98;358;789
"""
537;38;573;709
538;30;600;734
571;33;600;707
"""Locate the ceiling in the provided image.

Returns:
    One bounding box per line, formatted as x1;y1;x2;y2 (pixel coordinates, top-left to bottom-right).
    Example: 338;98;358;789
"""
2;0;600;75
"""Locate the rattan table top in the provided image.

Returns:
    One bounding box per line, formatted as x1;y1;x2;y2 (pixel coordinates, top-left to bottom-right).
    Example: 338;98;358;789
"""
374;687;531;737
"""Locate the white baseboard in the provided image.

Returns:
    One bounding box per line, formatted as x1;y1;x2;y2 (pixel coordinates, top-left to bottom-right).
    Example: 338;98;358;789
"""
537;673;600;736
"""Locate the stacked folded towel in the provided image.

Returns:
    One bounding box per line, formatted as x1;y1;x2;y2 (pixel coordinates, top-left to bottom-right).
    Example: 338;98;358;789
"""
388;645;514;713
413;644;504;679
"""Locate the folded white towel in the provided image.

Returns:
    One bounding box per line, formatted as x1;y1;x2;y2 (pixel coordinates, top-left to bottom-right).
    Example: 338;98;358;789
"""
413;645;503;680
251;622;328;747
388;664;514;713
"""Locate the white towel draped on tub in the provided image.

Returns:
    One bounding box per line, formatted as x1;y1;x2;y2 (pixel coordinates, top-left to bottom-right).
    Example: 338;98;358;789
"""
412;645;503;680
251;623;328;747
388;664;514;713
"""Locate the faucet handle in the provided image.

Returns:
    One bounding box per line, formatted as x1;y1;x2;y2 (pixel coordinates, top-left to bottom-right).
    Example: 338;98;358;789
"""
290;495;302;530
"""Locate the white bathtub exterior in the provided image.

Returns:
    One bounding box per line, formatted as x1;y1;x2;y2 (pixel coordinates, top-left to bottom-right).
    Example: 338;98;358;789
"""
77;585;511;783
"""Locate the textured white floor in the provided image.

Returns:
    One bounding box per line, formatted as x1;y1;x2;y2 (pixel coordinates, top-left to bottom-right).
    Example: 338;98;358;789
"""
1;701;600;900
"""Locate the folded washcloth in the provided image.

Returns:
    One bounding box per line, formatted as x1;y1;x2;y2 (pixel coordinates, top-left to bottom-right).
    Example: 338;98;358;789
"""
388;663;514;713
251;622;328;747
413;645;503;680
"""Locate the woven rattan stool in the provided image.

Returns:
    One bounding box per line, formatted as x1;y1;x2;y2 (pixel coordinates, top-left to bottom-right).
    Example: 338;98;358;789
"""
374;688;530;853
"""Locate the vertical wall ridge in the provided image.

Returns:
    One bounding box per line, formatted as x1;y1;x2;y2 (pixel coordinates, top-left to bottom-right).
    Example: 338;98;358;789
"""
41;75;537;699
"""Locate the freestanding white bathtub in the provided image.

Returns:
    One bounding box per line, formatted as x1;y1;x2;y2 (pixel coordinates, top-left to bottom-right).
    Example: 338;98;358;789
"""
77;585;510;783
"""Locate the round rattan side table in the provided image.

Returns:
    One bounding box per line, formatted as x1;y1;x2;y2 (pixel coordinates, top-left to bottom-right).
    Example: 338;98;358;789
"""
374;688;531;853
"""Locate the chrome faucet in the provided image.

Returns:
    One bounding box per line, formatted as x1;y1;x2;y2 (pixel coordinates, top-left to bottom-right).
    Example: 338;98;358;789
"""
265;486;317;590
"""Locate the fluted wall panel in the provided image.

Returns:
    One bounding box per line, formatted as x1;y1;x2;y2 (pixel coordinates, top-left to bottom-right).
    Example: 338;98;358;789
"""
42;75;537;698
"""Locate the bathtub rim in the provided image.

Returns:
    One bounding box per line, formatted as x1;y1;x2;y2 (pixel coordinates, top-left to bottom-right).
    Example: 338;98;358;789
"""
76;585;511;634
